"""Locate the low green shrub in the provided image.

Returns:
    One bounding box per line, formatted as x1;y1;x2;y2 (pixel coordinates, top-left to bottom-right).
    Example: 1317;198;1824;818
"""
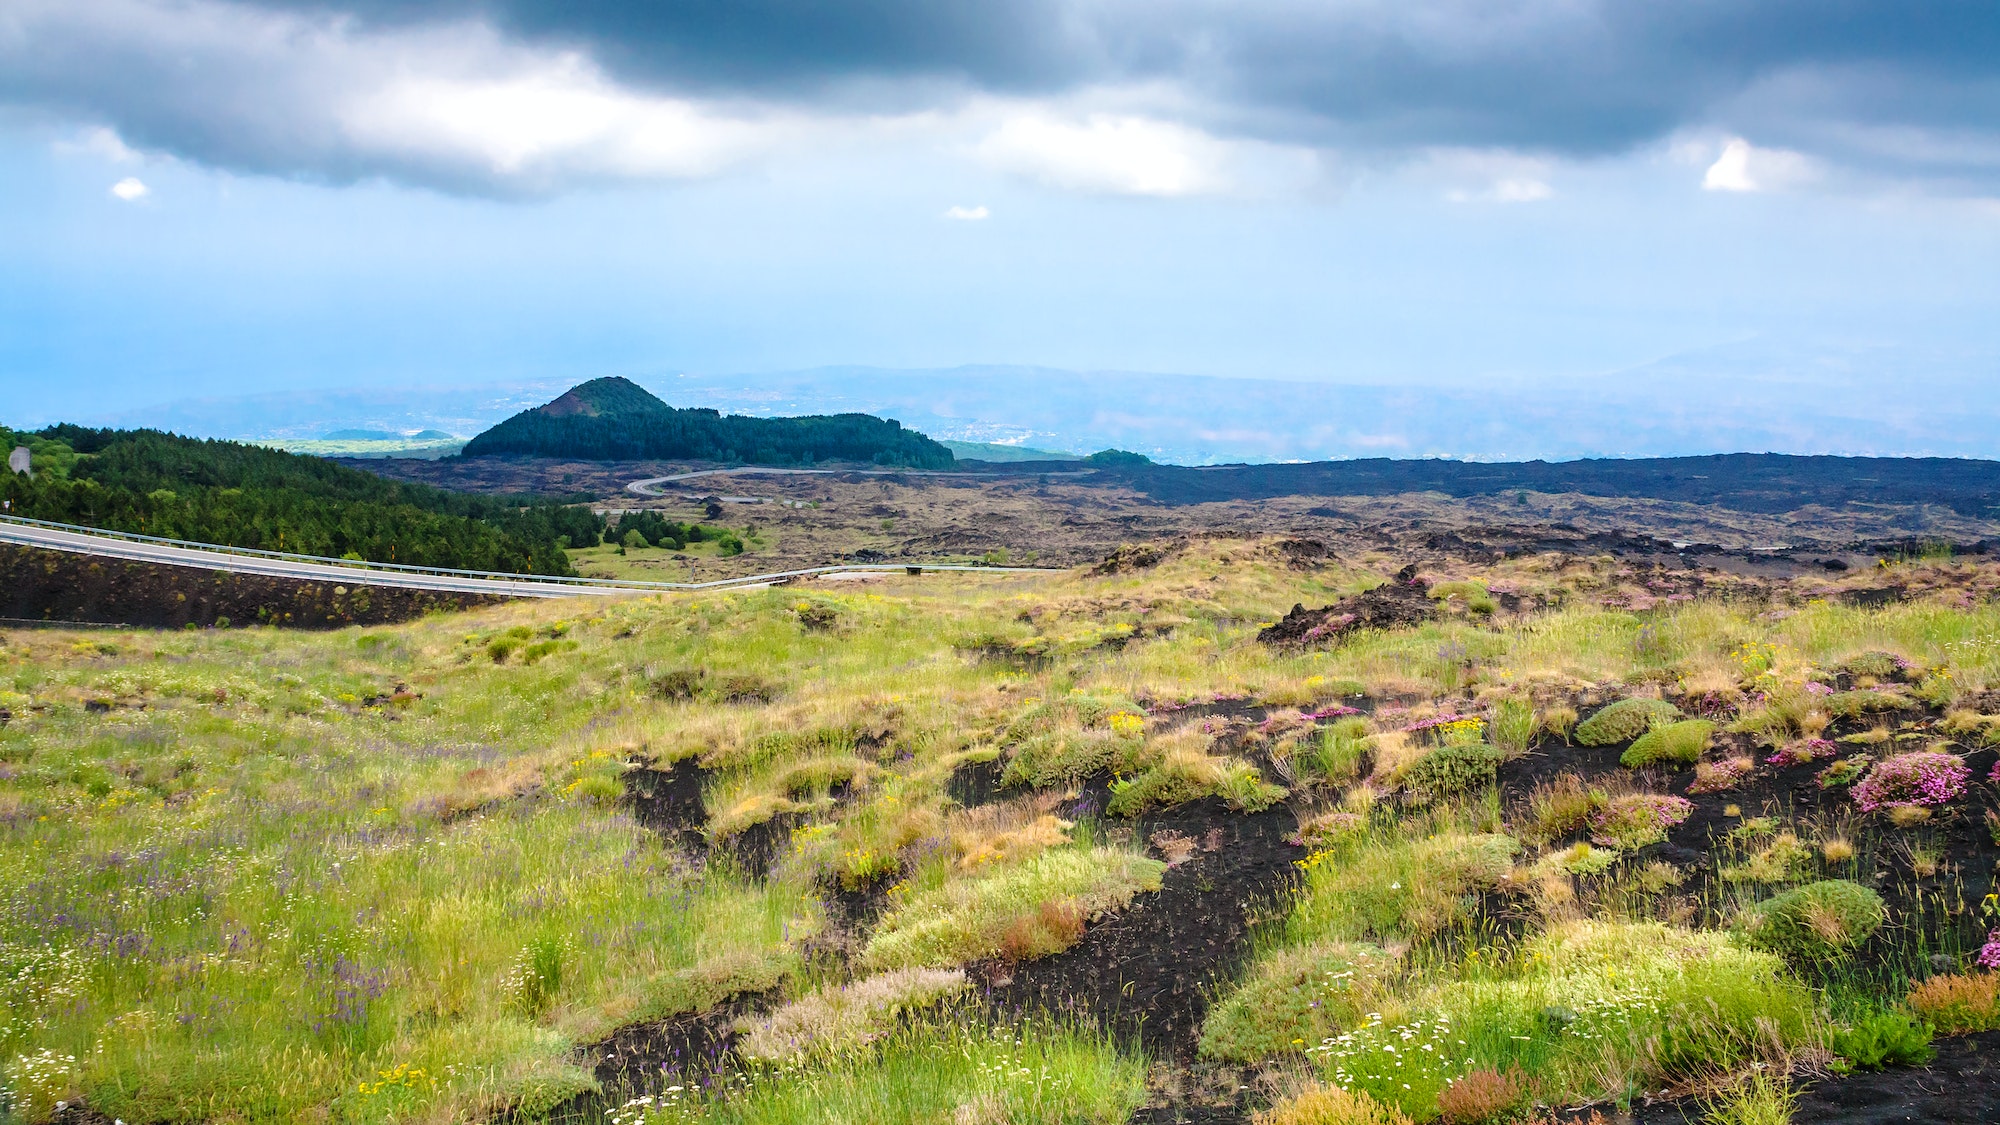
1429;580;1498;615
1305;718;1374;786
1827;689;1910;718
862;846;1165;969
1403;744;1505;799
1392;921;1815;1114
1840;651;1908;680
1288;829;1519;942
1215;761;1289;812
1531;840;1621;877
1575;698;1683;746
1699;1072;1798;1125
1831;1008;1934;1070
1620;718;1714;768
1108;751;1285;815
1199;941;1399;1062
736;968;969;1062
1736;879;1885;961
1490;698;1537;754
999;694;1149;788
1517;773;1606;845
687;1016;1146;1124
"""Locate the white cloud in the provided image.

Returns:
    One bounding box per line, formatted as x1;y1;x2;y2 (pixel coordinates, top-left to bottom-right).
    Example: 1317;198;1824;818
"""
55;127;142;163
109;177;148;200
1489;177;1553;202
1428;148;1554;203
1702;136;1816;192
3;0;796;194
1447;177;1552;203
943;204;990;220
975;112;1239;197
335;55;786;182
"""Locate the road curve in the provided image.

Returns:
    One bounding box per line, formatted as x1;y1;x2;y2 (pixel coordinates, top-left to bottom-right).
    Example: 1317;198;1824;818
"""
625;464;1097;497
0;516;1060;599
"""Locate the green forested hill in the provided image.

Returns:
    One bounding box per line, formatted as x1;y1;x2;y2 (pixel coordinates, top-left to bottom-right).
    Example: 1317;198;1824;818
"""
459;377;956;469
1;425;600;574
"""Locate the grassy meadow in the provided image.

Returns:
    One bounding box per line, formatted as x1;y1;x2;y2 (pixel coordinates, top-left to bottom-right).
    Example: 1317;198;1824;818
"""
6;538;2000;1123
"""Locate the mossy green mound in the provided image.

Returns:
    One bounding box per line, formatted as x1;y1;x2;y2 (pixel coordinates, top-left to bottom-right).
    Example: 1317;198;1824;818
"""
1199;941;1398;1062
1621;718;1715;768
1737;879;1886;961
1403;743;1505;798
1575;698;1683;746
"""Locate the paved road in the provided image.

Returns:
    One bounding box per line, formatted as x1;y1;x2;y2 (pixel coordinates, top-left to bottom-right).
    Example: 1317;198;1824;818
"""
625;464;1096;497
0;516;1060;598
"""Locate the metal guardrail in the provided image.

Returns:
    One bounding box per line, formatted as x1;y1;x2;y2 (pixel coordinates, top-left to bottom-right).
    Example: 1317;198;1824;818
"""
0;513;1063;592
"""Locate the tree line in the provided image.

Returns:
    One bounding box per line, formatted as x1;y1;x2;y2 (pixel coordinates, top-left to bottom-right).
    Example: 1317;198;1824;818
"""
1;426;603;575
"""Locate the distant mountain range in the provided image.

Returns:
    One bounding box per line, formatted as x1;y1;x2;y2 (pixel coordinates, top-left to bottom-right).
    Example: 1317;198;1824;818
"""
458;377;956;468
67;338;2000;466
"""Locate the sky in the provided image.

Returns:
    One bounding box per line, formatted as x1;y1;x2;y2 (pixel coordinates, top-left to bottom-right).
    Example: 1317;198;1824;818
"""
2;0;1999;456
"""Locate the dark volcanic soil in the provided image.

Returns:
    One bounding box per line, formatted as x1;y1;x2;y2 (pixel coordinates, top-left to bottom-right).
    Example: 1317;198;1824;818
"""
623;758;710;857
0;543;501;628
978;795;1301;1063
1258;563;1435;646
551;996;767;1124
1616;1031;2000;1124
1079;453;2000;518
1495;692;2000;975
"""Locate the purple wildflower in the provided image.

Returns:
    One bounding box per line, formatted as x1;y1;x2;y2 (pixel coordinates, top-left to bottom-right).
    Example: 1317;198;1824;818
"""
1980;930;2000;971
1590;794;1695;849
1850;751;1970;812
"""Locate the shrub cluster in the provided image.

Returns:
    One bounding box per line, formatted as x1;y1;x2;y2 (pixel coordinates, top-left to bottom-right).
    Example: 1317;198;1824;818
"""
1575;699;1683;746
1199;941;1398;1062
1849;751;1970;812
1736;879;1885;961
1589;793;1694;850
1402;743;1505;799
1907;972;2000;1033
1830;1009;1934;1071
736;968;969;1062
1620;718;1713;768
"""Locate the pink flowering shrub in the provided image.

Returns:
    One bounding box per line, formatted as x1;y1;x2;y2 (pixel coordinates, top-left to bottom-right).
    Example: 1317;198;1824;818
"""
1590;793;1696;850
1767;739;1838;767
1980;930;2000;971
1300;614;1357;643
1688;756;1753;794
1850;751;1970;812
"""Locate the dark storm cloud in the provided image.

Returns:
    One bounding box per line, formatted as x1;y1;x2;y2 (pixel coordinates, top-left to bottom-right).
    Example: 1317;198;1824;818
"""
238;0;2000;154
6;0;1999;190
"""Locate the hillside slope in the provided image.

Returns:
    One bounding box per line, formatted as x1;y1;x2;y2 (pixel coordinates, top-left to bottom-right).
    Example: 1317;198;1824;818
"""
459;377;955;469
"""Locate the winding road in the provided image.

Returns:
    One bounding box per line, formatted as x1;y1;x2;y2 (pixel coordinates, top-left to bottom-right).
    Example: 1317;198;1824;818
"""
624;464;1096;498
0;515;1057;598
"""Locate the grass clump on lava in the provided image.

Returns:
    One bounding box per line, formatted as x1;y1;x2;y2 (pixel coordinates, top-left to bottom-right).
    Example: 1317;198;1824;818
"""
1621;717;1715;767
1574;697;1684;746
1736;879;1888;962
11;535;2000;1122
